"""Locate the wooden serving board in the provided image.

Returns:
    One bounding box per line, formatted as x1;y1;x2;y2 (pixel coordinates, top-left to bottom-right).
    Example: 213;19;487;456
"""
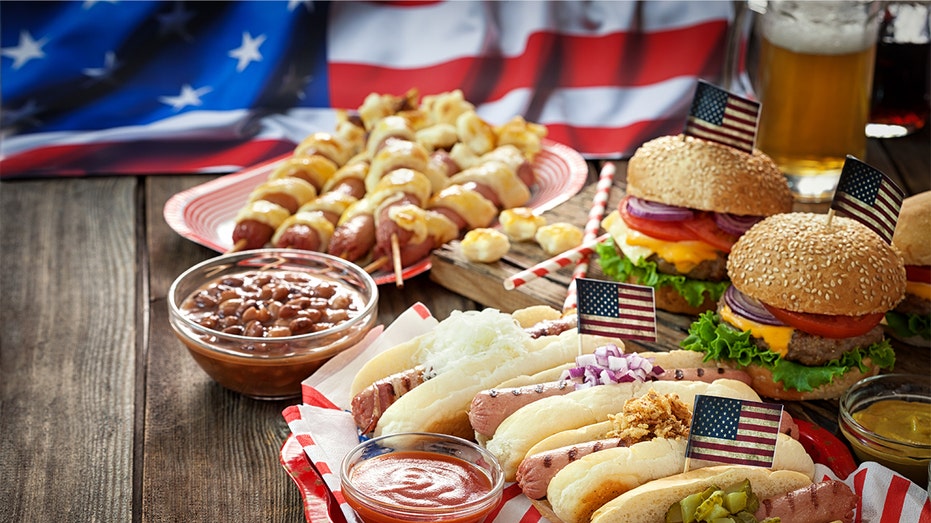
429;162;694;354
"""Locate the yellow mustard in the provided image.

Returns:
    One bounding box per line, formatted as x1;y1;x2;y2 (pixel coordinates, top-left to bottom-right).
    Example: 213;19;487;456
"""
853;400;931;446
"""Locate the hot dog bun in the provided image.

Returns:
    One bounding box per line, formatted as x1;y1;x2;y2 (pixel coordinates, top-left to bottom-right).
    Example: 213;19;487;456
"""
486;378;760;480
524;420;615;457
589;465;813;523
350;306;561;396
547;434;814;523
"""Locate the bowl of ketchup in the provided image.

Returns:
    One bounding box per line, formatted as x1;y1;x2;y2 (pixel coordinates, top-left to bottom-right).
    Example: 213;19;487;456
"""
340;432;504;523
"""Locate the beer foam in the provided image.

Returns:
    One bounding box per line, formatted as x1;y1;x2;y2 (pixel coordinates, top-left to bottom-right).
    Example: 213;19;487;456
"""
761;1;878;55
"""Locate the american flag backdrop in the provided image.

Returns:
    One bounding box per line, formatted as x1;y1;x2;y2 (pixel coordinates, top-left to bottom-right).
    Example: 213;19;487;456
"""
683;79;759;153
830;156;905;244
685;394;783;468
576;278;657;342
0;0;738;178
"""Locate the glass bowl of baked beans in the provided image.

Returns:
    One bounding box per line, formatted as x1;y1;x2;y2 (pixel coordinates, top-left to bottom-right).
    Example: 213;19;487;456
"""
168;249;378;400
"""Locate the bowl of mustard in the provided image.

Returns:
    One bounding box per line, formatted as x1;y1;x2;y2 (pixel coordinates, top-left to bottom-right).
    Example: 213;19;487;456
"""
839;373;931;484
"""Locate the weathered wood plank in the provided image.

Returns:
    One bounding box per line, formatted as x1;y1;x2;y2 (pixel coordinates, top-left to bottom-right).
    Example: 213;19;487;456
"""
0;177;137;523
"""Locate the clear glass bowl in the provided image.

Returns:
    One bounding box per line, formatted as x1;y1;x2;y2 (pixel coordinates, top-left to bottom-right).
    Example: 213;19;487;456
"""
340;432;505;523
168;249;378;400
838;373;931;485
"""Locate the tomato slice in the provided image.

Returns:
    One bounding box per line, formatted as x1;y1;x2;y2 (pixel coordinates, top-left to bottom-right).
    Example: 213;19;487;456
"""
680;213;738;253
617;196;695;242
761;304;884;339
906;265;931;284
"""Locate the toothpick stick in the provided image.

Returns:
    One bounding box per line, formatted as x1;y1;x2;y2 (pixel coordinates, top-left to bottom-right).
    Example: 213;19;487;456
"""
228;238;249;253
363;256;388;273
391;233;404;288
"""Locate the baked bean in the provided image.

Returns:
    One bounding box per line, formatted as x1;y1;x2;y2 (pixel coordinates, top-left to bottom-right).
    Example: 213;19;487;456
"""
193;292;218;309
180;270;364;338
289;317;315;335
328;309;349;323
315;283;337;299
223;325;245;336
244;321;264;338
302;309;323;323
219;298;243;316
272;285;290;301
268;326;292;337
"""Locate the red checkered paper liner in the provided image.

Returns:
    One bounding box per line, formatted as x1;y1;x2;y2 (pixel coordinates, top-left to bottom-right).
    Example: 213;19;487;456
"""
282;304;931;523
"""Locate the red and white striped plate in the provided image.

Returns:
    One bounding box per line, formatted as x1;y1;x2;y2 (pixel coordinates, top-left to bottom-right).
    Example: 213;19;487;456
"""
164;139;588;285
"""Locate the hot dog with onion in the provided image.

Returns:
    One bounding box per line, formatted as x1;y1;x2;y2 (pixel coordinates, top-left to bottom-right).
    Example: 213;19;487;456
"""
348;306;614;439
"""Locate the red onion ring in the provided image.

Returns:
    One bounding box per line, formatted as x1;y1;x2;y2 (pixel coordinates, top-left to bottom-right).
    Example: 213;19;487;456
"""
724;285;785;326
625;196;694;222
713;212;763;237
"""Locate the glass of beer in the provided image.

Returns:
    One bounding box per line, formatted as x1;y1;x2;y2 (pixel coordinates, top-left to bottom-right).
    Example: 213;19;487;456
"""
753;1;881;202
867;1;931;138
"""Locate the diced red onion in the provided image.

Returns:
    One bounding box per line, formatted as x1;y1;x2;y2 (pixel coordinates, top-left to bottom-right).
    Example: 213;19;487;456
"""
713;212;763;237
626;196;694;222
724;285;785;326
559;344;665;388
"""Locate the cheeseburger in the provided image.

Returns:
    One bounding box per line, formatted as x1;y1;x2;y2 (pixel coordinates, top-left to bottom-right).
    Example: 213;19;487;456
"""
596;135;793;314
681;212;906;400
886;190;931;346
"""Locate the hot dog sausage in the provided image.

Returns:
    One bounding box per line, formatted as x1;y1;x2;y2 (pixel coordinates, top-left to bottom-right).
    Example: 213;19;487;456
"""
328;214;376;261
351;366;428;434
469;380;577;438
371;235;435;269
273;223;322;251
516;438;629;499
524;315;578;338
232;220;276;251
431;149;461;177
658;366;753;386
230;200;291;251
328;177;367;200
375;194;421;251
755;480;858;523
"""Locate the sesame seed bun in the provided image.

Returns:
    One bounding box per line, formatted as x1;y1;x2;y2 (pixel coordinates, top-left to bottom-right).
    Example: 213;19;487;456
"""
626;135;793;216
728;213;907;316
892;190;931;267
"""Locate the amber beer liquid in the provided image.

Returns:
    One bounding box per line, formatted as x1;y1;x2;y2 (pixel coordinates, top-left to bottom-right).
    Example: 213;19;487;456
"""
754;2;880;202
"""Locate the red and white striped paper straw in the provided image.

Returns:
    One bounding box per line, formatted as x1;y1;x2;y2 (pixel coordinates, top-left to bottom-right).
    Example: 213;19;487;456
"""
504;233;609;291
564;163;616;311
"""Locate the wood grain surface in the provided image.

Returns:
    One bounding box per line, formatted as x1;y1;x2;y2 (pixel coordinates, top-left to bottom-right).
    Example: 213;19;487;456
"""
0;126;927;523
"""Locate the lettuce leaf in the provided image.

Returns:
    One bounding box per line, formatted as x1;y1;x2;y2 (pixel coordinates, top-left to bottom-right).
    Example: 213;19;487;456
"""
885;310;931;341
681;312;897;392
594;238;729;308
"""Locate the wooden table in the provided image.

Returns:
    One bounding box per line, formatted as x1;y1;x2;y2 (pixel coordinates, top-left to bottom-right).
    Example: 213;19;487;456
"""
2;127;928;522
